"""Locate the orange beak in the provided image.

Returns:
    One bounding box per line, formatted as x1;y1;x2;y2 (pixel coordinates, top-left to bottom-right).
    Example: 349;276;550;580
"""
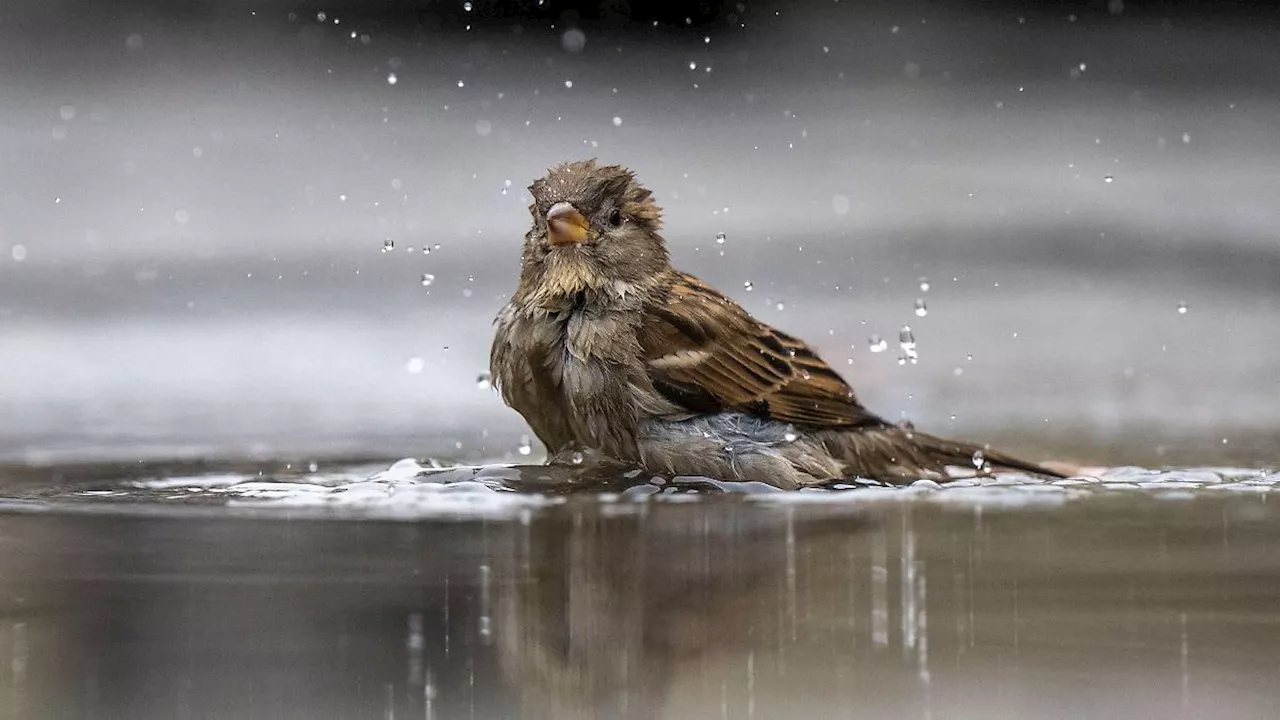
546;202;590;246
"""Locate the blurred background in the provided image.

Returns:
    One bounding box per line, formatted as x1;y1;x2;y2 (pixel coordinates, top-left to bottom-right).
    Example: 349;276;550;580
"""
1;0;1277;467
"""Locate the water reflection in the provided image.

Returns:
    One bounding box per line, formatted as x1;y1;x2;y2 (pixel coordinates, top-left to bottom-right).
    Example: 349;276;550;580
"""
1;487;1279;719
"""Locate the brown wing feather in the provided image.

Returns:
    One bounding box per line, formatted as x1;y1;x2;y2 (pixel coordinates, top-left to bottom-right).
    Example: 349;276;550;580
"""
639;272;885;428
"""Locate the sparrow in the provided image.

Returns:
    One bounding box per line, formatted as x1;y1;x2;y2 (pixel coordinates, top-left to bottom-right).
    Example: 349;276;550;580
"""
490;159;1068;489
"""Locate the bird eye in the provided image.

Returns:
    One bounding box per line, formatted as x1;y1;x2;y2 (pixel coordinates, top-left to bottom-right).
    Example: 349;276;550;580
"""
609;208;623;227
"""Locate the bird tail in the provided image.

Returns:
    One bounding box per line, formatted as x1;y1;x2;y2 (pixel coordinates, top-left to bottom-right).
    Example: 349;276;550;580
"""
909;430;1069;479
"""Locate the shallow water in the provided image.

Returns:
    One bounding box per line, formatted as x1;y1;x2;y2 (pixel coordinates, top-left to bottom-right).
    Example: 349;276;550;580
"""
1;460;1278;719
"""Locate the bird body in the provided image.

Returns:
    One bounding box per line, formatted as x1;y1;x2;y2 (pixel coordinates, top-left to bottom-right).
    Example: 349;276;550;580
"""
490;160;1065;488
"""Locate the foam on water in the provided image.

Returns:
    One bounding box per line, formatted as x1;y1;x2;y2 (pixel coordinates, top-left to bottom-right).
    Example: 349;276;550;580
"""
46;460;1266;520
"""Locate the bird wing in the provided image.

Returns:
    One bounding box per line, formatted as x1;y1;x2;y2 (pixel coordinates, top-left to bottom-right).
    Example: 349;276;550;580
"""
638;272;884;427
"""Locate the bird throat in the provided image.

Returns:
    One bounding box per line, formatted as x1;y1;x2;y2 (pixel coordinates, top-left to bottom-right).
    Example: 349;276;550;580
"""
532;250;607;307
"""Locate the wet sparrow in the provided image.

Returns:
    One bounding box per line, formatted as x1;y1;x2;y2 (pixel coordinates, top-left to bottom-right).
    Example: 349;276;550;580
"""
490;159;1067;488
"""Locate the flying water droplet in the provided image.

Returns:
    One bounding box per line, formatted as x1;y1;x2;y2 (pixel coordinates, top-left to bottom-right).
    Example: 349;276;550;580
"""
1104;174;1114;183
612;116;623;126
1177;301;1188;315
914;298;928;317
918;276;930;292
971;449;990;472
775;301;785;311
783;426;798;442
475;372;491;389
421;273;435;287
898;325;918;364
463;1;472;11
869;334;887;353
561;29;587;53
386;73;398;85
382;239;394;253
405;357;426;374
570;451;584;464
517;435;532;456
743;281;754;291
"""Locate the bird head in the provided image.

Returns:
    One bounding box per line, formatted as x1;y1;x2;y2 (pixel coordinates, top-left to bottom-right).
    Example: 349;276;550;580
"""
519;159;669;300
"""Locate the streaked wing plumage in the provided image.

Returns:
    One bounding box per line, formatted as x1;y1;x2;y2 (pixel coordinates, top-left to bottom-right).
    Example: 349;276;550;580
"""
639;272;884;428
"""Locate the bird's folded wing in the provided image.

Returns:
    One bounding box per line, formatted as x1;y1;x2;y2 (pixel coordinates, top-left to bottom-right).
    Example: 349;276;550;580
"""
639;272;883;427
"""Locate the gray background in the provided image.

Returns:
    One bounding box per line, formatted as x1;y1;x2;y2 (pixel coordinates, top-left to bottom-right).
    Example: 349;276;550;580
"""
1;0;1277;465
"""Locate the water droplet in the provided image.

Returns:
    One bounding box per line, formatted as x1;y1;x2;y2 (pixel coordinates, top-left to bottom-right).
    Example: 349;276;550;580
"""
173;209;190;225
918;276;930;292
570;451;584;464
743;281;753;291
517;435;532;456
316;11;327;22
1104;174;1114;183
783;425;798;442
971;449;985;468
386;72;397;85
612;116;622;126
474;119;492;136
421;273;435;287
456;80;465;88
715;232;726;244
914;298;928;317
775;301;785;311
868;334;887;353
561;29;586;53
405;357;425;374
59;105;75;121
1177;301;1188;314
382;239;394;253
1181;132;1191;144
898;325;918;364
462;1;472;11
10;245;28;262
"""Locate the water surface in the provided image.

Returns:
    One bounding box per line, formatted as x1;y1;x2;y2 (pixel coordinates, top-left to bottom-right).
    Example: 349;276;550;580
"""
1;460;1277;719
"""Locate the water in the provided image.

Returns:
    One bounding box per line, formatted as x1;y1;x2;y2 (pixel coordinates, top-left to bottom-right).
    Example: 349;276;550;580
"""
1;459;1278;719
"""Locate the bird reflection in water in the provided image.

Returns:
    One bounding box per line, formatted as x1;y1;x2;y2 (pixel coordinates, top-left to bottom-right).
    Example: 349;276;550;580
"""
491;503;878;720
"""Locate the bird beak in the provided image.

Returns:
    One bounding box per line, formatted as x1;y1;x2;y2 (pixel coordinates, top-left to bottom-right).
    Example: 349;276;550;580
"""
546;202;590;246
